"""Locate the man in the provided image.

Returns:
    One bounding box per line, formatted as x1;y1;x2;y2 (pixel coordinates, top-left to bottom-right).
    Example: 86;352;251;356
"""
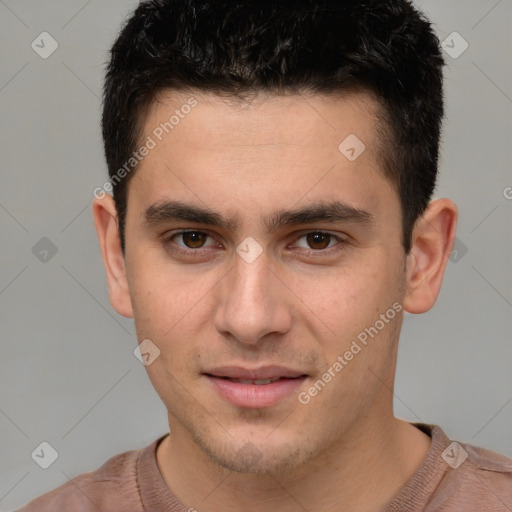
18;0;512;510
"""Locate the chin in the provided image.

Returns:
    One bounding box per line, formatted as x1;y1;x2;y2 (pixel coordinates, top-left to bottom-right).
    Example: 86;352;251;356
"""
194;431;315;476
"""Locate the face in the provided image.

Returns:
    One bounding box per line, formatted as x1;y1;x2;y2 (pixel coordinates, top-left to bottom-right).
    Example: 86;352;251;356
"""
121;90;409;474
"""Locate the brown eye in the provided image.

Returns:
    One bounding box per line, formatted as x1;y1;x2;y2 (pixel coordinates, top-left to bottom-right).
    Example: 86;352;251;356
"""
305;232;332;250
180;231;208;248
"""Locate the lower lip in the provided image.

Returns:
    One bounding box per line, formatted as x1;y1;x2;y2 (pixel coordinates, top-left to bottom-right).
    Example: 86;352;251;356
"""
205;375;307;408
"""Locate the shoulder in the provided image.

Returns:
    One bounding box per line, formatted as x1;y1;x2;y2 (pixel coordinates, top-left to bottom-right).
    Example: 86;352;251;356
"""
16;445;145;511
434;435;512;508
459;440;512;486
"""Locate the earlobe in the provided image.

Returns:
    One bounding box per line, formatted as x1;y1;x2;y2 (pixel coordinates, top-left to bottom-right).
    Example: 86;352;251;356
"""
403;198;458;314
92;195;134;318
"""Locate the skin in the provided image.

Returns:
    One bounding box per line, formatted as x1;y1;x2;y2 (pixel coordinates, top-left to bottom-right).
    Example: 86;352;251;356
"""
93;89;458;512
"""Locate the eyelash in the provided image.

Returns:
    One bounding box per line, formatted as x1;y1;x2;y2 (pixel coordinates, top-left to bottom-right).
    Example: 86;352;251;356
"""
161;230;347;258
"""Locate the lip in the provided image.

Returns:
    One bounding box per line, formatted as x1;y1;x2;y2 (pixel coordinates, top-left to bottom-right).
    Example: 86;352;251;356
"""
204;366;308;408
205;365;306;380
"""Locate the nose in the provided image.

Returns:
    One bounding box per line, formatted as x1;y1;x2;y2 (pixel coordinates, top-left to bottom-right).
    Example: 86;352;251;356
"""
213;251;292;345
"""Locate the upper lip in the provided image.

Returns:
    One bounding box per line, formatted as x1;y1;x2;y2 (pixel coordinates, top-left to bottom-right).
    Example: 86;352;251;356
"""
205;365;307;380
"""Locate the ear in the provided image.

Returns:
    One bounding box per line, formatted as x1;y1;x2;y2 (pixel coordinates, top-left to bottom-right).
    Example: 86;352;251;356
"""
403;198;458;314
92;194;134;318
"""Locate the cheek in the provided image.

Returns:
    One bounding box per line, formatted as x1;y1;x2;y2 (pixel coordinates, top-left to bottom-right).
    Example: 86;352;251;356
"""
128;264;205;387
290;260;388;330
127;257;217;338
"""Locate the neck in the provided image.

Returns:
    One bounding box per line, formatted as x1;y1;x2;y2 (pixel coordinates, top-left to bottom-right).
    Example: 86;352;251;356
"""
156;415;431;512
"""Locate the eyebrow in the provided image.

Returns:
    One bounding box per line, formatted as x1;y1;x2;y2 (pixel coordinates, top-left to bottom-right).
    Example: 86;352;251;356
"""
143;199;374;233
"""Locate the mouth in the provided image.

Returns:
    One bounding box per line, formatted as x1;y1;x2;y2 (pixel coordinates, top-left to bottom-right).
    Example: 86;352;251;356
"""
212;376;287;385
203;366;309;408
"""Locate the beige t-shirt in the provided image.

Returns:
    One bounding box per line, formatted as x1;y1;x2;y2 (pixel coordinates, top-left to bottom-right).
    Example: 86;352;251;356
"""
17;423;512;511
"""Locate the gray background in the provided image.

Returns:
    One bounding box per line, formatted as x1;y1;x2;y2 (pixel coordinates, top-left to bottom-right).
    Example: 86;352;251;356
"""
0;0;511;509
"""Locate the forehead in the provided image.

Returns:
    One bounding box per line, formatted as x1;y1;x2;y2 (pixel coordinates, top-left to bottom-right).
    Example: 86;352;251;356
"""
143;88;384;152
127;89;397;226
